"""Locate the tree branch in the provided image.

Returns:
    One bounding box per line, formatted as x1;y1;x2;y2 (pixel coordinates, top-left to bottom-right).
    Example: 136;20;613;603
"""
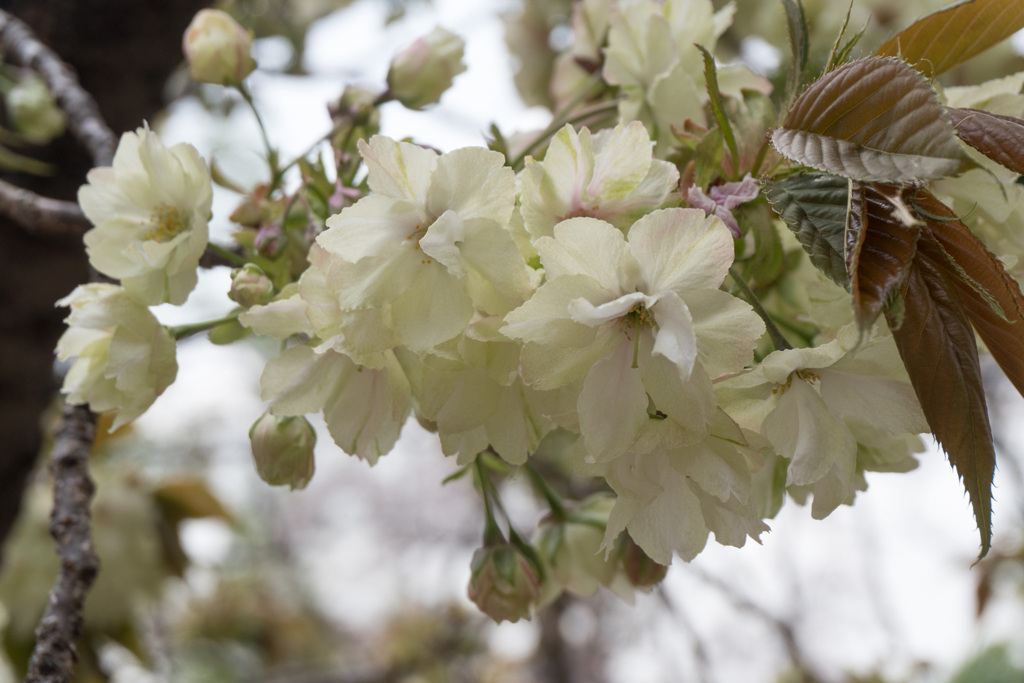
25;403;100;683
0;180;90;237
0;11;116;167
0;9;116;239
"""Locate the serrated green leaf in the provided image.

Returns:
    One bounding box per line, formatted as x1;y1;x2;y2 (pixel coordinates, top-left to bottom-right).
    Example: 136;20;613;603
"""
771;57;969;182
781;0;809;102
698;44;740;173
825;2;856;72
886;250;994;558
763;172;851;288
877;0;1024;78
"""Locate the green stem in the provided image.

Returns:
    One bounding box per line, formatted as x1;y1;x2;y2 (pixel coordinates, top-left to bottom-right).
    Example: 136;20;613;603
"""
205;242;248;267
729;265;792;351
168;313;240;340
237;83;279;183
275;91;391;186
474;457;505;545
508;74;612;171
525;464;569;522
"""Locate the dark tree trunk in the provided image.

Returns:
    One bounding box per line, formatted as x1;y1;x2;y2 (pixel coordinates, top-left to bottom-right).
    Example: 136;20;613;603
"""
0;0;208;564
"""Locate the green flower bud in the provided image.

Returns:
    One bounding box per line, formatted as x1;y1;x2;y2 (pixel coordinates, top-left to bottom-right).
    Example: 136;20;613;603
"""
6;75;66;145
182;9;256;86
386;27;466;110
249;414;316;490
467;542;540;623
228;263;275;307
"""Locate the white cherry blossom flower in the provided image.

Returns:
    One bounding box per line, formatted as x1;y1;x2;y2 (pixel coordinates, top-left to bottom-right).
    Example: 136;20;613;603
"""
519;122;679;240
504;209;764;461
603;0;735;145
398;318;576;465
716;327;928;518
315;136;533;355
598;411;768;564
78;126;212;305
56;284;177;430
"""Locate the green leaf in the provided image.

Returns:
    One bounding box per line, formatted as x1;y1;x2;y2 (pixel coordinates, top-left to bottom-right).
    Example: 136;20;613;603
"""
763;172;851;288
912;189;1024;398
781;0;809;102
886;250;994;558
825;2;858;72
694;127;724;190
947;107;1024;175
877;0;1024;78
846;183;922;335
698;44;740;174
771;57;969;182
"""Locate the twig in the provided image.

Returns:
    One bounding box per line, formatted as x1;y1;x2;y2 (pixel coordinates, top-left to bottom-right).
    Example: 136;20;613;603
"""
0;180;90;236
0;11;116;166
0;12;110;679
25;403;100;683
0;9;116;239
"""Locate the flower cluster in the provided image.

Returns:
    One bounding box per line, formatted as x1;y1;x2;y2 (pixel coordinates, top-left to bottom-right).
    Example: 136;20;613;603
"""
58;125;214;429
57;0;1024;624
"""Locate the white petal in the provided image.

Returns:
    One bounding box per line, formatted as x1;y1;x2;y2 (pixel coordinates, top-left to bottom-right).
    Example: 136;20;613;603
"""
764;379;856;487
358;136;437;204
540;217;640;291
426;146;515;223
687;288;765;377
578;339;648;461
629;208;735;293
569;291;649;327
649;290;696;378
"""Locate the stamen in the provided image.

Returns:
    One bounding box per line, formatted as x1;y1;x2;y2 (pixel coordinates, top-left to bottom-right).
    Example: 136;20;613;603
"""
143;203;188;242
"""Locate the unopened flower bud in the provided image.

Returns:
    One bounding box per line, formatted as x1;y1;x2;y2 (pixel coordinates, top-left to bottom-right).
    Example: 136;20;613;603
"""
386;27;466;110
249;413;316;490
182;9;256;85
6;75;66;145
229;263;275;307
536;495;617;597
467;542;540;623
621;535;668;588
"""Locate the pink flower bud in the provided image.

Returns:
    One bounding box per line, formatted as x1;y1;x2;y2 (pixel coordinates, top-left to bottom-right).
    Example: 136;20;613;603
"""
228;263;275;307
621;535;668;588
182;9;256;85
467;543;541;623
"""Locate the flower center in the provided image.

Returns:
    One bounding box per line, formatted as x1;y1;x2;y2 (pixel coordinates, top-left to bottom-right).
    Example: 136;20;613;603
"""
623;302;654;368
624;302;654;331
772;369;821;395
143;203;189;243
406;223;433;264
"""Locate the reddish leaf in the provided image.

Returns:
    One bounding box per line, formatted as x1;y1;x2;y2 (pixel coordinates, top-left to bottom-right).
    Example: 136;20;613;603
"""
877;0;1024;78
947;107;1024;175
846;183;922;335
886;250;994;557
772;57;967;182
912;189;1024;398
